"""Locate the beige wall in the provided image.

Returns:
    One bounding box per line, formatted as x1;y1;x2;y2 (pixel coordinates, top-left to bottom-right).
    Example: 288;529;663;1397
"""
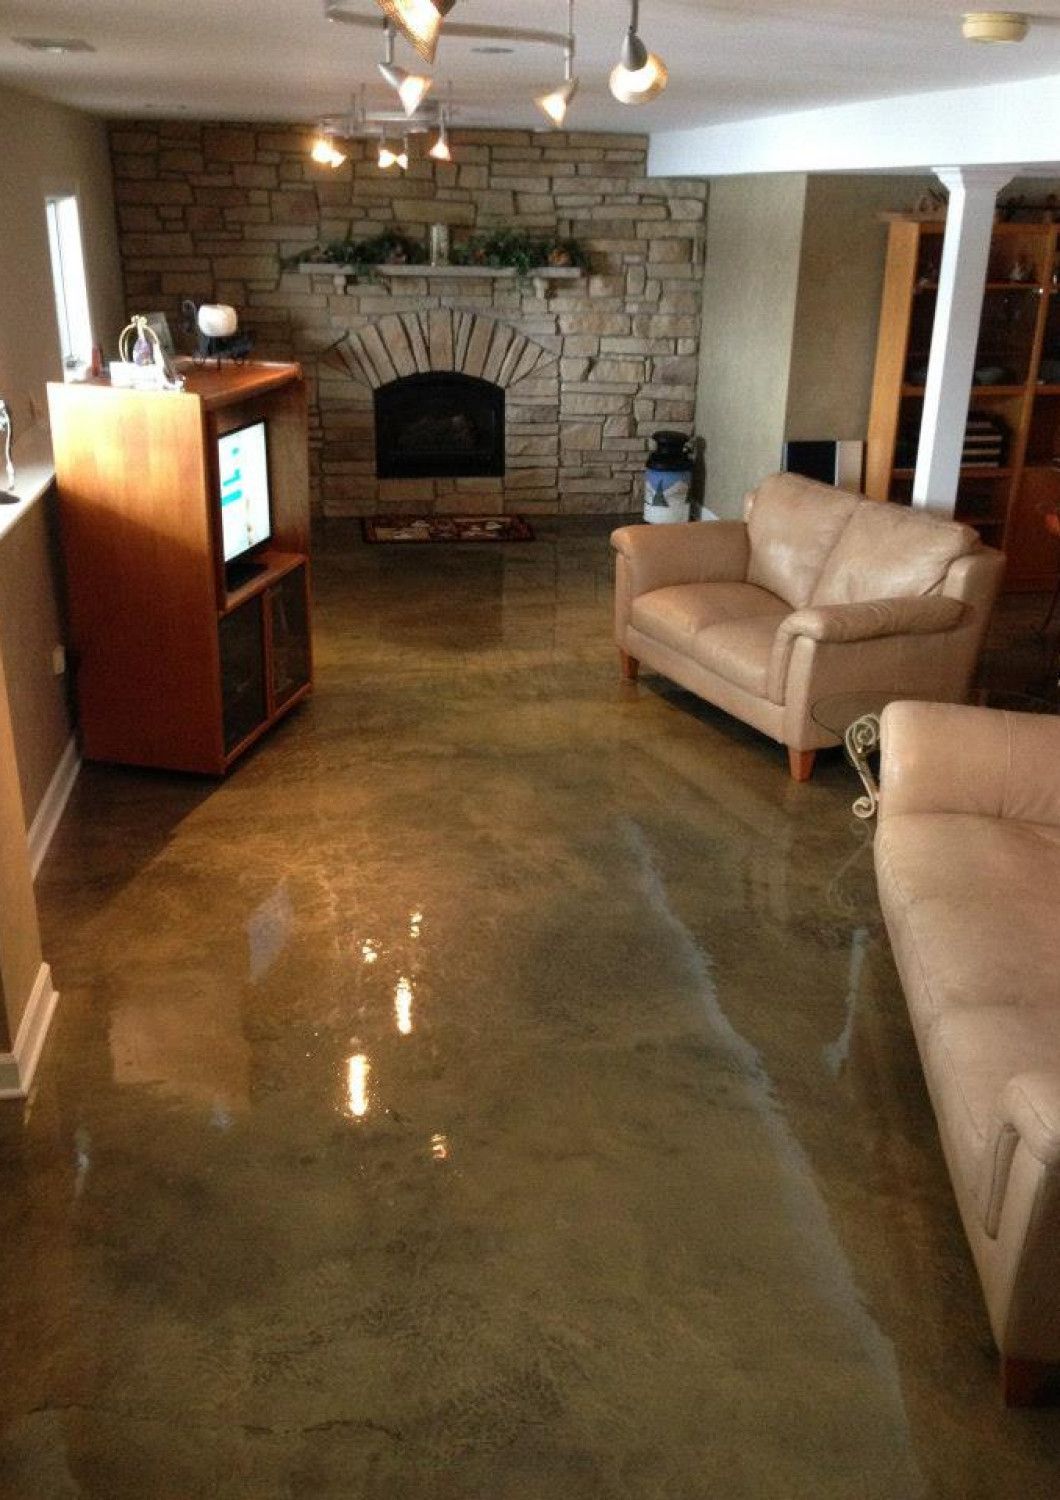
0;647;43;1050
0;82;124;825
0;84;122;1056
0;83;124;438
696;175;807;518
0;502;72;821
785;175;933;442
697;172;940;515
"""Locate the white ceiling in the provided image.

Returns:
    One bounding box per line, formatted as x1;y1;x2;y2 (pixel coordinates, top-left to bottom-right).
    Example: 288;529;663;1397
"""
0;0;1059;131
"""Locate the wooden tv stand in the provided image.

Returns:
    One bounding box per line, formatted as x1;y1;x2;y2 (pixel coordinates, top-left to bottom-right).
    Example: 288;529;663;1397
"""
48;361;312;775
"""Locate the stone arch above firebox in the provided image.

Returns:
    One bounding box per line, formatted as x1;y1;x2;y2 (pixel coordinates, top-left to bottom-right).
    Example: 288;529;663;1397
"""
337;309;559;394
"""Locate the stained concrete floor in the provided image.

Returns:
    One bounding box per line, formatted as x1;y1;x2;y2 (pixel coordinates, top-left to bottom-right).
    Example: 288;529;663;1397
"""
3;518;1060;1499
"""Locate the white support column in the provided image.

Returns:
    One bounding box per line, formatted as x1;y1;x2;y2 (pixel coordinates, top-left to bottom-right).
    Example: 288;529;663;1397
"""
912;166;1014;515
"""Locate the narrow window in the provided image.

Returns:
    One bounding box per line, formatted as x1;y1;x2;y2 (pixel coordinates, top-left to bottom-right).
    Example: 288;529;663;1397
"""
45;194;93;376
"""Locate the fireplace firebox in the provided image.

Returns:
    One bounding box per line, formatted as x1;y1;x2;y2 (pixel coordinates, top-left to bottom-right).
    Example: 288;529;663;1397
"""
374;372;505;480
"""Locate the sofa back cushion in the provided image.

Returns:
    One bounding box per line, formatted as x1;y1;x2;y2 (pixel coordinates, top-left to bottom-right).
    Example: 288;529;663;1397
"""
744;473;859;608
811;500;979;605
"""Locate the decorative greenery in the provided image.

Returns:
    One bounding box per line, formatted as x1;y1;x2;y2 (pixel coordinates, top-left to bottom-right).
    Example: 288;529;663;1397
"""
292;231;428;275
451;228;587;276
292;226;586;279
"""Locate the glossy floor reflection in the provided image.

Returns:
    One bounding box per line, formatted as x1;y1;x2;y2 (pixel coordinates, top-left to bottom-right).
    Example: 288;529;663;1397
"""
3;520;1059;1498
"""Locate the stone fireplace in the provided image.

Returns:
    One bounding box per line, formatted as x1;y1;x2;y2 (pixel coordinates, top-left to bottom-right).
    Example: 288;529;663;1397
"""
108;122;707;516
375;372;505;480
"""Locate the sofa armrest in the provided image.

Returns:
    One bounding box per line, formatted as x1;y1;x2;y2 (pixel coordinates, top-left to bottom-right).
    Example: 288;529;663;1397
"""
611;521;749;597
877;700;1060;824
780;595;966;645
767;596;967;704
979;1074;1060;1238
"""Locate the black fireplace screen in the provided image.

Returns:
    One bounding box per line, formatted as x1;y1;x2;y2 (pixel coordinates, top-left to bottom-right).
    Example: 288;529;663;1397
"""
374;371;505;480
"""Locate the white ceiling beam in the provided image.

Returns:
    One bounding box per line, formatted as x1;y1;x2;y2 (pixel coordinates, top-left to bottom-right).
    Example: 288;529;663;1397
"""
647;72;1060;178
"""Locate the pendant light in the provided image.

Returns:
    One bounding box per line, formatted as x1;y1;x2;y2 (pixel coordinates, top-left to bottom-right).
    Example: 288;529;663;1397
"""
609;0;668;105
374;0;456;64
310;126;347;168
428;105;451;162
378;21;433;117
535;0;578;128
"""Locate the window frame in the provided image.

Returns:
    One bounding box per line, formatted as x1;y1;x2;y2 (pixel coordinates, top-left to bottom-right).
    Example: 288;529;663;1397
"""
43;189;94;378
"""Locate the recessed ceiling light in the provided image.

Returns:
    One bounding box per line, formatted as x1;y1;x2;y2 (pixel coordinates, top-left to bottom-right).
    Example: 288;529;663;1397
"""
15;36;96;54
961;10;1029;42
472;44;514;54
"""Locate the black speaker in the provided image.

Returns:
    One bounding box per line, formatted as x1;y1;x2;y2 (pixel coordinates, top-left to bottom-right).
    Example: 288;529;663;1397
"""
783;439;863;492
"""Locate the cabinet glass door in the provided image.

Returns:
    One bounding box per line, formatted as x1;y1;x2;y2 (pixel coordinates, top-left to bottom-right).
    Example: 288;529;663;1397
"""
219;596;267;753
268;566;310;709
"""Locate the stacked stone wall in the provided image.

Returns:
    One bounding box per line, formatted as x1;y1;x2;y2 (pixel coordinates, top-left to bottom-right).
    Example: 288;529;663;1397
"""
109;122;706;515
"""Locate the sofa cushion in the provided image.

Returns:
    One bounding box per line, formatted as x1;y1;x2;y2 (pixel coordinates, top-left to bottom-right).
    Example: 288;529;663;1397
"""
745;473;859;609
811;502;978;606
692;615;786;700
630;581;787;656
874;812;1060;1040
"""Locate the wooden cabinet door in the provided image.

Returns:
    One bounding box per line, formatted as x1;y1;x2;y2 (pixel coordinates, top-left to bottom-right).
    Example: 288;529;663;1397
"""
219;596;267;754
266;566;311;711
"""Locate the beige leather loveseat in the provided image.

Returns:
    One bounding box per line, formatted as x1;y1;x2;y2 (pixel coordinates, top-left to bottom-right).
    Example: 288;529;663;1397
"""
612;473;1003;779
875;701;1060;1403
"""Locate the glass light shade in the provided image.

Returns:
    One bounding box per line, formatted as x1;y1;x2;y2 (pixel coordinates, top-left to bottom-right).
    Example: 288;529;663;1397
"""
310;134;346;167
377;141;400;168
396;147;409;171
535;76;579;127
428;127;451;161
397;72;432;115
376;0;456;64
609;51;668;104
378;61;433;117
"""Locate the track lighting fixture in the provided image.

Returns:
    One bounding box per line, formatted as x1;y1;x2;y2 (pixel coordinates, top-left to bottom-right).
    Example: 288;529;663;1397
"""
428;107;451;161
374;0;456;64
535;0;578;127
377;135;409;171
609;0;668;105
310;127;347;168
378;21;433;117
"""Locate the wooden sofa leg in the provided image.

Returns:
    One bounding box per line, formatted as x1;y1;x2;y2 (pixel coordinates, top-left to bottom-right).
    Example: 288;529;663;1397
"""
619;649;639;682
1002;1357;1053;1408
787;748;816;783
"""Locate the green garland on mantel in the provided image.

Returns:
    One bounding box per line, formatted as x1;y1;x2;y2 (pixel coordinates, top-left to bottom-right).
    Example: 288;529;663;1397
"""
451;229;587;275
293;227;586;278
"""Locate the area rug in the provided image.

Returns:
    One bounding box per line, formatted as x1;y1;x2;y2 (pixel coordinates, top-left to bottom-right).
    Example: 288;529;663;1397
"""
362;514;535;544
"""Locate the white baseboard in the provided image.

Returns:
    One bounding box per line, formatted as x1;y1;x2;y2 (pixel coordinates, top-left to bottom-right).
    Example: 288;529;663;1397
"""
0;963;59;1099
27;736;79;881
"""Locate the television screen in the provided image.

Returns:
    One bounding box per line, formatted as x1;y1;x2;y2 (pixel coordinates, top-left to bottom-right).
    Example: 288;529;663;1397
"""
218;420;271;564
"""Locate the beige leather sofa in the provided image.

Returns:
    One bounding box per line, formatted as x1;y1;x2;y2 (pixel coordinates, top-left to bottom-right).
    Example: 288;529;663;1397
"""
876;701;1060;1404
612;473;1003;779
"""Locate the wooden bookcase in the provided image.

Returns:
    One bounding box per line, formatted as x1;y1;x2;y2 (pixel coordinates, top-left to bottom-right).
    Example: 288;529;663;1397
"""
48;362;312;774
865;217;1060;590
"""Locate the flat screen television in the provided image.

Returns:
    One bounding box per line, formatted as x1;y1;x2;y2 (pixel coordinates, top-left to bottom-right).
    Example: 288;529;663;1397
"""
218;419;271;570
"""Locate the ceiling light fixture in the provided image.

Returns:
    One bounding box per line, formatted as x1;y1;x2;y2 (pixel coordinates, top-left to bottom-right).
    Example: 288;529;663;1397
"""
310;126;347;168
15;36;95;53
961;10;1029;42
609;0;668;105
374;0;456;64
535;0;578;128
428;101;452;161
378;20;433;116
377;134;409;170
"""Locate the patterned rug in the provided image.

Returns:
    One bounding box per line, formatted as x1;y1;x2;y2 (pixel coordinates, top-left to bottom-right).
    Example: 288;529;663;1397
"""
362;514;535;544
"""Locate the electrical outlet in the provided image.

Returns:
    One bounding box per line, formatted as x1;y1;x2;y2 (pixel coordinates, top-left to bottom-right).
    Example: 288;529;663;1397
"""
51;645;66;676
